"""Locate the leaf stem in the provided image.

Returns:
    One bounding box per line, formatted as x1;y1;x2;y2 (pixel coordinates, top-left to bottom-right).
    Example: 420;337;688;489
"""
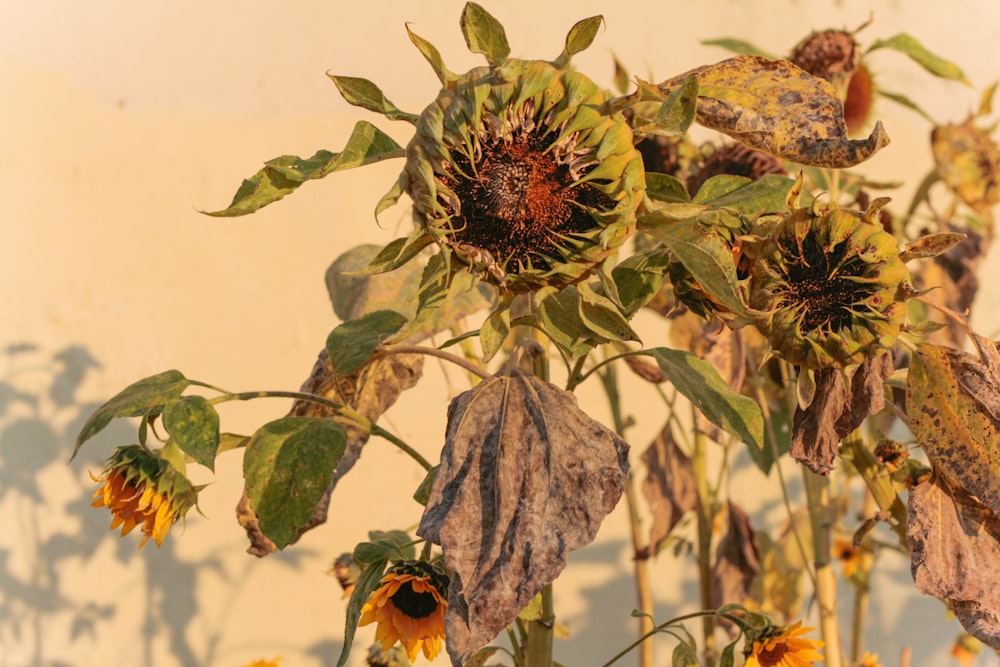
599;610;745;667
382;343;490;380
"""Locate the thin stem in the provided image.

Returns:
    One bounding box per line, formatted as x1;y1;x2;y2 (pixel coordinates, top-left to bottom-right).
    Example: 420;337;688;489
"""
803;469;843;667
692;425;717;667
599;610;746;667
506;625;525;667
382;343;490;380
598;363;655;667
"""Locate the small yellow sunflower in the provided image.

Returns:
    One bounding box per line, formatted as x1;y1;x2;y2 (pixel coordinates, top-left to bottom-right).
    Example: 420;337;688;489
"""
859;651;883;667
90;445;197;548
243;659;282;667
950;633;981;667
832;536;861;578
744;620;825;667
359;560;449;662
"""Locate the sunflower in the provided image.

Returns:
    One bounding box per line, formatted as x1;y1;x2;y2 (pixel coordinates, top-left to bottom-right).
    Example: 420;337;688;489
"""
832;536;861;578
744;620;825;667
359;560;449;662
859;651;883;667
243;659;282;667
90;445;197;548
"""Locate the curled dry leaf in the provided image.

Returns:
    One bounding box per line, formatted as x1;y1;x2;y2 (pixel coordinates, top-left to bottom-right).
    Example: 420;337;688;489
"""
238;349;423;556
712;502;761;626
640;425;697;557
908;339;1000;517
657;56;890;168
790;352;893;475
908;472;1000;648
417;363;629;666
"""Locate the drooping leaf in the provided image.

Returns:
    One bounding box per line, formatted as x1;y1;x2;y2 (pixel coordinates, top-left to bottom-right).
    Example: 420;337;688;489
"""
908;473;1000;648
361;229;437;276
327;75;419;123
237;348;423;556
877;88;935;124
533;286;612;361
387;259;493;345
791;351;893;475
74;370;189;457
657;56;891;167
243;417;347;549
480;305;511;363
908;340;1000;517
407;25;458;84
163;395;220;471
900;232;967;262
555;16;604;67
326;310;408;376
577;282;640;344
337;559;390;667
460;2;510;66
867;33;970;84
633;76;699;139
644;172;690;203
417;362;629;665
611;248;672;318
671;636;700;667
695;173;796;215
640;425;697;556
352;529;417;565
701;37;777;60
651;347;764;455
204;121;405;217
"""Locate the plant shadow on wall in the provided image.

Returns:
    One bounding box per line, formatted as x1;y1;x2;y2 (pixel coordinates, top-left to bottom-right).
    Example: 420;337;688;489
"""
0;344;329;667
71;4;1000;667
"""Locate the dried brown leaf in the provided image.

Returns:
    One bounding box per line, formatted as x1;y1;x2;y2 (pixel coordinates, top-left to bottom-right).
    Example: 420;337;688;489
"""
712;502;761;614
658;56;890;168
908;472;1000;648
908;340;1000;517
238;349;423;556
640;425;697;556
791;352;892;475
417;364;629;665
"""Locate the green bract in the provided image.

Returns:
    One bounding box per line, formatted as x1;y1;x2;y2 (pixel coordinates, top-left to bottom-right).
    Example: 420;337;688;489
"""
744;197;909;369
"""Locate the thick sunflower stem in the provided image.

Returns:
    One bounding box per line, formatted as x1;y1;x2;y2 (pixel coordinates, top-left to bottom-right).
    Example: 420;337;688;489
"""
692;427;717;667
803;469;843;667
526;583;555;667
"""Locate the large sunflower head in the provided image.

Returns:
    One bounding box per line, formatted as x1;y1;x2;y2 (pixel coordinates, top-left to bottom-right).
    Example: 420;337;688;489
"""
744;190;909;369
743;620;825;667
404;25;644;293
90;445;198;548
359;560;450;663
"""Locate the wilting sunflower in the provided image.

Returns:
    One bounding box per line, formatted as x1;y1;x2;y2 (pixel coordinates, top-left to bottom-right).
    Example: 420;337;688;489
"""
359;560;449;663
406;59;644;293
90;445;198;548
744;620;825;667
744;185;909;369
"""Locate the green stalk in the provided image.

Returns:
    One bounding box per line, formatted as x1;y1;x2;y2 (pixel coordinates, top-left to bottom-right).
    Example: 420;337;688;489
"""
692;425;717;667
802;469;843;667
526;583;555;667
839;431;908;549
598;363;655;667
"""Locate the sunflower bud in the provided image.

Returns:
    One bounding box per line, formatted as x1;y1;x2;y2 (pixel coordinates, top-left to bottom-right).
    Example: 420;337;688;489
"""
90;445;198;548
406;57;644;293
745;194;909;369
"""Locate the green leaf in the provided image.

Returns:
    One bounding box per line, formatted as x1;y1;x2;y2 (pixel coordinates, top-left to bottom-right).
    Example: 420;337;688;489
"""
217;432;250;456
612;249;671;318
74;370;189;458
163;395;220;471
326;243;422;323
695;173;796;214
867;33;970;84
244;417;347;549
634;76;698;139
878;88;935;123
701;37;777;59
645;172;691;203
338;559;389;667
387;257;491;344
651;347;764;454
748;387;791;475
204;121;405;217
327;75;419;123
534;287;599;361
672;639;700;667
460;2;510;66
577;282;640;343
655;218;750;319
413;465;438;506
480;305;511;363
360;230;436;276
326;310;408;376
719;639;738;667
407;25;457;84
353;529;416;564
555;16;603;67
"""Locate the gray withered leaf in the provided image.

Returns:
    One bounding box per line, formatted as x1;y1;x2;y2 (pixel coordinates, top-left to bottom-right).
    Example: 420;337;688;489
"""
908;471;1000;648
417;363;629;666
238;349;423;556
640;424;697;557
790;352;892;475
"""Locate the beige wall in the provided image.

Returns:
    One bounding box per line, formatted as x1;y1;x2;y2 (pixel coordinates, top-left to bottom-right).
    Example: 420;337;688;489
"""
3;1;1000;666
